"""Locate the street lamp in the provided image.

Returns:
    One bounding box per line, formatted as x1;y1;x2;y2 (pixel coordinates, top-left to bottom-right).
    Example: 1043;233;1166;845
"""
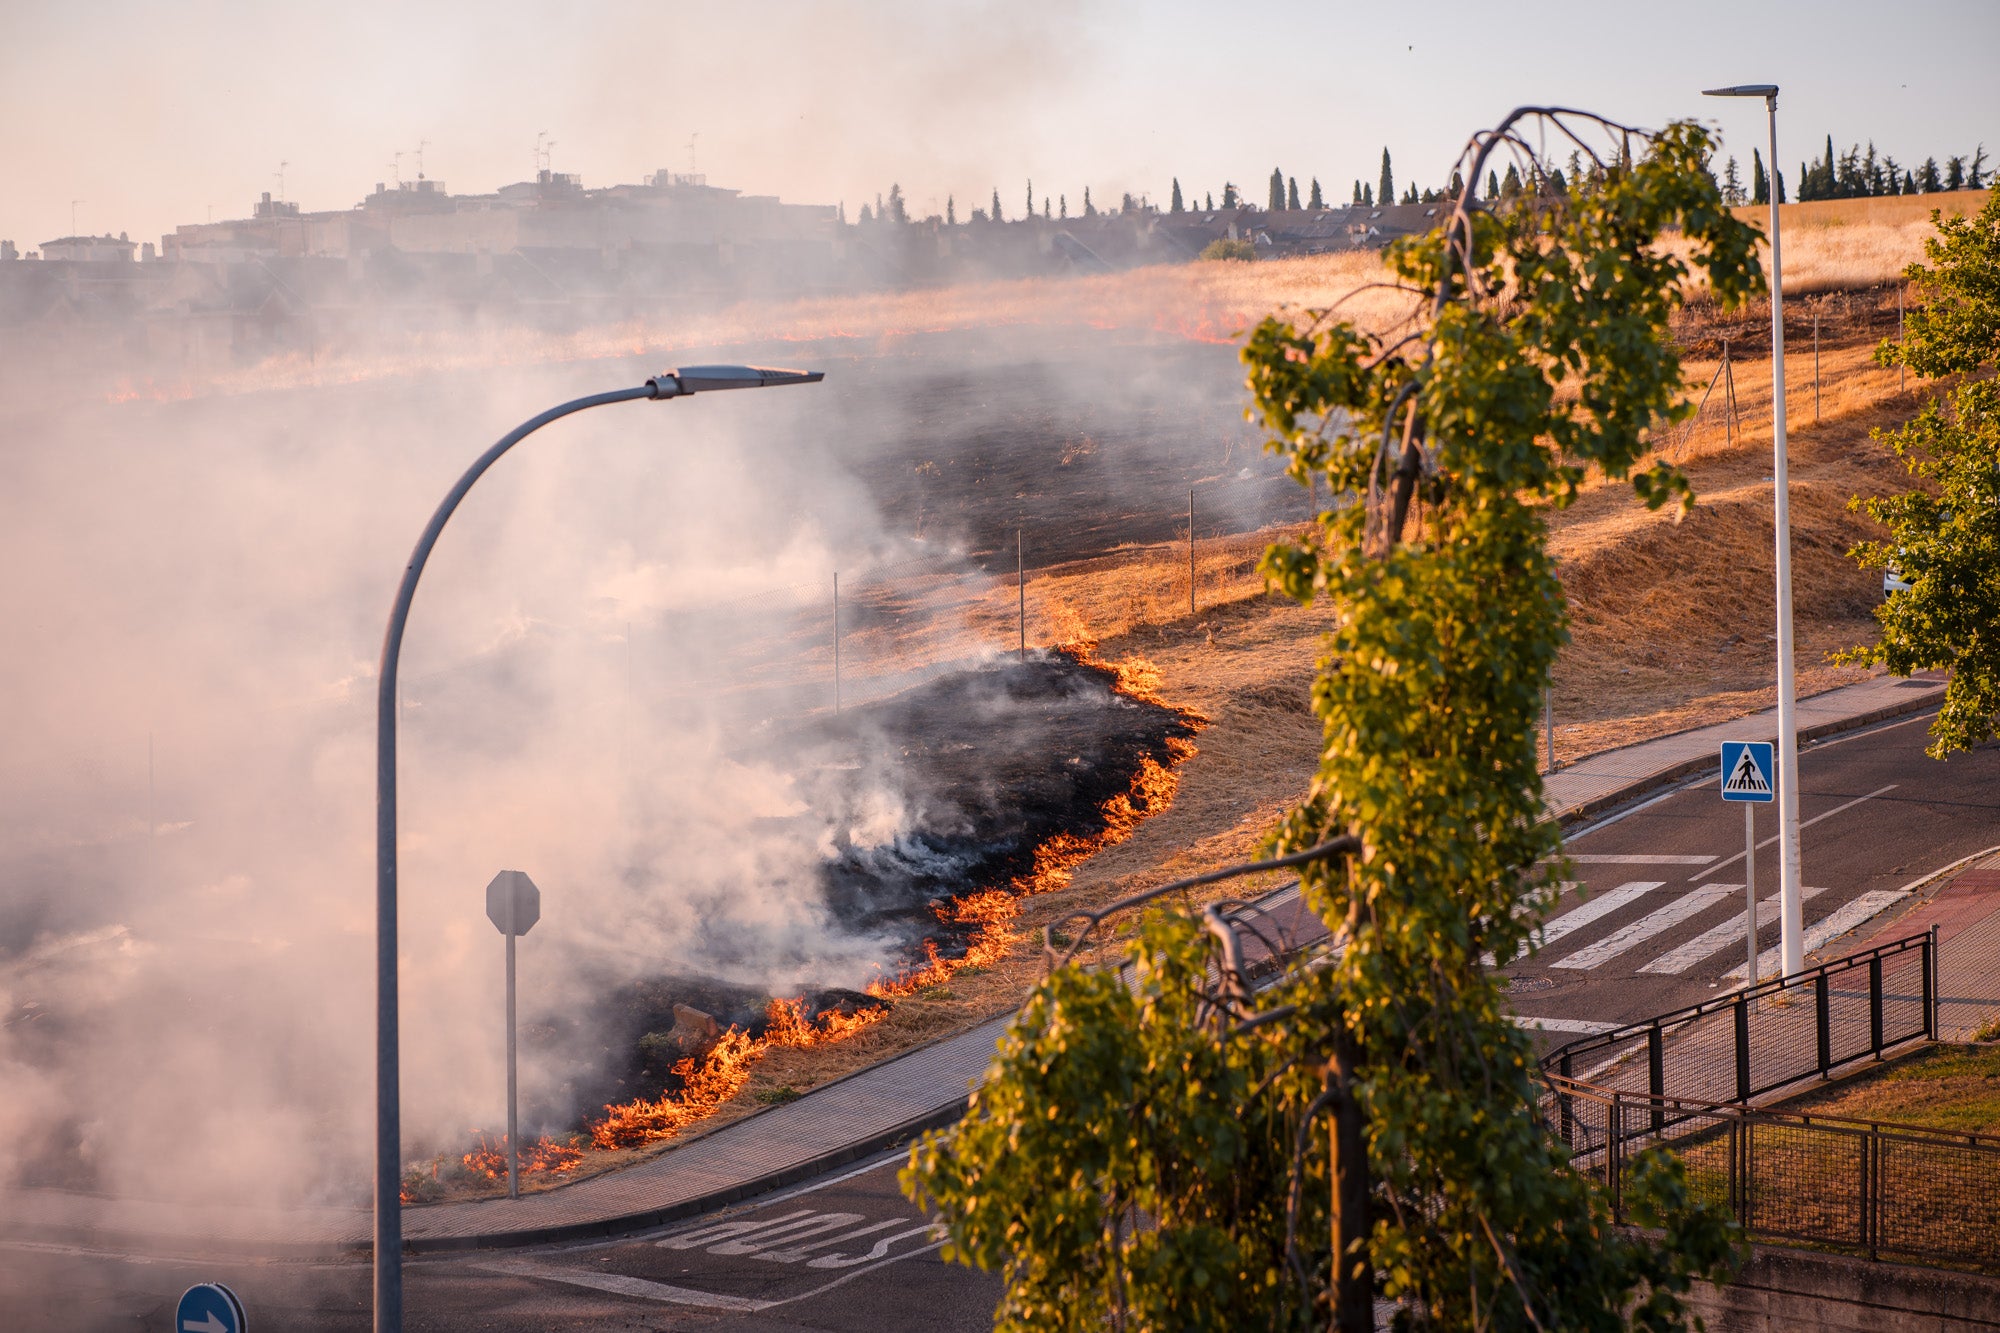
371;364;822;1332
1704;83;1805;978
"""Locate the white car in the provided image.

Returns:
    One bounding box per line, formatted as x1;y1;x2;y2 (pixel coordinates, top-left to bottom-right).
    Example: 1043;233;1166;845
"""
1883;562;1912;598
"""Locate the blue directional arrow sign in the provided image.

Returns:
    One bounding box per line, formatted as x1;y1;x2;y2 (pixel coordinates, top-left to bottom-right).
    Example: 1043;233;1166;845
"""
1719;741;1776;803
176;1282;246;1333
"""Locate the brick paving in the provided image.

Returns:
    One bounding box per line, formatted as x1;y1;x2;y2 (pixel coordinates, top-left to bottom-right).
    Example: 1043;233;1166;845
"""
0;672;1965;1257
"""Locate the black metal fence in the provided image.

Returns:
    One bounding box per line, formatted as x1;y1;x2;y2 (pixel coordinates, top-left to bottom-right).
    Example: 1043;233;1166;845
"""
1543;932;1936;1120
1548;1076;2000;1270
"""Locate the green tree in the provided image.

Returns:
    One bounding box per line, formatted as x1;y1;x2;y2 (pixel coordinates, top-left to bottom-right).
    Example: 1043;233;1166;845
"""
1084;185;1097;217
905;112;1753;1332
1199;236;1258;261
1921;157;1944;193
1171;177;1185;213
1353;179;1364;205
946;194;956;226
1378;148;1394;213
1270;167;1287;212
1501;162;1524;200
1844;184;2000;753
1027;179;1034;217
1309;177;1324;209
1947;155;1967;191
1752;148;1769;205
886;184;907;224
991;188;1004;221
1201;191;1210;211
1062;193;1070;218
1972;146;1989;190
1487;168;1501;199
1289;176;1303;210
1721;155;1744;206
1221;181;1239;209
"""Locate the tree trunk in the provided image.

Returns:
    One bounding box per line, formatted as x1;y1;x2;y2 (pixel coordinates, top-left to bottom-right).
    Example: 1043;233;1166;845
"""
1330;1027;1371;1331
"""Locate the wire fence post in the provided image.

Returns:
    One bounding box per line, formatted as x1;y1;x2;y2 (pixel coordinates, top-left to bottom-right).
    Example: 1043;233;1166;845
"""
1543;687;1556;773
1187;486;1196;618
832;570;841;714
1017;528;1026;663
1722;337;1737;448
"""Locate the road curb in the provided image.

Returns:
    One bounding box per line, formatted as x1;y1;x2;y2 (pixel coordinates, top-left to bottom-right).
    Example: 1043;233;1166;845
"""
1554;686;1942;831
401;1096;971;1256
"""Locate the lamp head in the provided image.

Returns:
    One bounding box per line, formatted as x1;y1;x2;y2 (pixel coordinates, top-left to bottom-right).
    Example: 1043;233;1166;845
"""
1703;84;1779;100
648;364;824;398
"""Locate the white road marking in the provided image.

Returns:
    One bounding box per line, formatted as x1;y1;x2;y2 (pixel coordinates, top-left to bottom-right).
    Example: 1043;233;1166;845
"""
1529;881;1665;950
1551;887;1734;970
1639;886;1829;974
1559;854;1718;865
1724;890;1909;981
477;1259;776;1311
1486;881;1659;967
1690;784;1899;881
1509;1015;1619;1034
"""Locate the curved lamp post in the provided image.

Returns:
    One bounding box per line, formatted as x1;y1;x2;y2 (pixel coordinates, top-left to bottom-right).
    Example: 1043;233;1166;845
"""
372;365;822;1331
1704;83;1805;979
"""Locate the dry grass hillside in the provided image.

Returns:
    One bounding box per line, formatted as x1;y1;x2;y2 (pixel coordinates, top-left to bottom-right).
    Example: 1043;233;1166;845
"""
451;195;1960;1197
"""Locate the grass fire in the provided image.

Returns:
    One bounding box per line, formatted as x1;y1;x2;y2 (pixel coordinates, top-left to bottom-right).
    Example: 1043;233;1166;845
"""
408;644;1201;1199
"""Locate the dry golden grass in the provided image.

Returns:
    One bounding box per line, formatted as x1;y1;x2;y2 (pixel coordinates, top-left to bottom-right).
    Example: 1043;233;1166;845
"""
1723;189;1990;295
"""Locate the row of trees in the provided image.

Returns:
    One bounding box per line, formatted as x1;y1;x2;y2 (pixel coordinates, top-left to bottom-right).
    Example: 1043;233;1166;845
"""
850;135;1989;230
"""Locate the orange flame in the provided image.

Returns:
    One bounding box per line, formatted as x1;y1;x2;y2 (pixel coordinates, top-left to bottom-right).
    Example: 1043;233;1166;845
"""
441;651;1201;1170
459;1133;584;1182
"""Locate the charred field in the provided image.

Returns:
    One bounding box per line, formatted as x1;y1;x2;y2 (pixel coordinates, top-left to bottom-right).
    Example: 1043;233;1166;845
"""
470;647;1200;1187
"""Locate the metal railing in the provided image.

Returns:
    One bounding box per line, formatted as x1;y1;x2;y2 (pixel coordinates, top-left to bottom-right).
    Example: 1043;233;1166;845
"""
1548;1076;2000;1269
1542;932;1936;1130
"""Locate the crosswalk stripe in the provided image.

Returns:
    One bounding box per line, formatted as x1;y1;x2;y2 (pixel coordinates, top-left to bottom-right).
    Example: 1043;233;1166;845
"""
1560;854;1718;865
1639;885;1829;975
1551;887;1734;970
1484;881;1654;966
1724;889;1908;981
1533;880;1663;949
1509;1015;1619;1034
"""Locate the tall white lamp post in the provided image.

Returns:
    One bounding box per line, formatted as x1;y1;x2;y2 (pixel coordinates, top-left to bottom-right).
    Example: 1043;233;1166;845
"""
1704;83;1805;977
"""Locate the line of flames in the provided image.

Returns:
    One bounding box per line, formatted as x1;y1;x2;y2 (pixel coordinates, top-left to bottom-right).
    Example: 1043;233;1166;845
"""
439;648;1203;1189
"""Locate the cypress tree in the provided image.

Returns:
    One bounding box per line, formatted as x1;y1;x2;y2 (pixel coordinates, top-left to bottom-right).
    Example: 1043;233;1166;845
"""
1363;183;1373;207
946;195;955;226
1044;198;1051;218
1026;180;1034;217
1353;180;1364;205
1487;169;1501;200
1946;156;1966;191
1269;168;1286;212
1222;182;1239;209
1084;186;1096;217
1203;191;1211;211
1378;149;1394;213
1171;178;1184;212
1777;168;1786;204
1062;194;1069;218
1309;177;1324;209
991;188;1003;221
1752;148;1768;205
1449;169;1465;199
1288;176;1301;210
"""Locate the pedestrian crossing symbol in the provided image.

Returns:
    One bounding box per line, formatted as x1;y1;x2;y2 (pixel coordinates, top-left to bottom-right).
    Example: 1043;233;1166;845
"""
1719;741;1776;802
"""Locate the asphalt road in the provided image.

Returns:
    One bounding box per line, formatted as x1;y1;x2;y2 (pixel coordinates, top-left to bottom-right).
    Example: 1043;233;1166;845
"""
0;1152;1001;1331
1509;708;2000;1032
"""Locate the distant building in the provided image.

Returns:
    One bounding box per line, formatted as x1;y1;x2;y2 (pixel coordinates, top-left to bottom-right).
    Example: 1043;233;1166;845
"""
39;233;137;262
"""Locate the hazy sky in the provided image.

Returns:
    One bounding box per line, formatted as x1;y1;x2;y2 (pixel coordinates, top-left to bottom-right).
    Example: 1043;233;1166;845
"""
4;0;1995;251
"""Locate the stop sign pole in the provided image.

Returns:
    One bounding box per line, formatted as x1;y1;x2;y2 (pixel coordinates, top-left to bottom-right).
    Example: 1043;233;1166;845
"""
486;871;541;1199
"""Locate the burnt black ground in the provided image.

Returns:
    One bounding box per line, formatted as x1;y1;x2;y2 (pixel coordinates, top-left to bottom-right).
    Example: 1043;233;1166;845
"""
544;650;1197;1130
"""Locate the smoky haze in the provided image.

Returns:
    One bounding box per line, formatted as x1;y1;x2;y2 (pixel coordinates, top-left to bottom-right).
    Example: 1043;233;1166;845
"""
0;285;1283;1213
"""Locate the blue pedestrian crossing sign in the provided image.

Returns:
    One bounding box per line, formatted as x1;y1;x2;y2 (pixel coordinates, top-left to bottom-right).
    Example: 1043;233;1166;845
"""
1719;741;1776;802
176;1282;246;1333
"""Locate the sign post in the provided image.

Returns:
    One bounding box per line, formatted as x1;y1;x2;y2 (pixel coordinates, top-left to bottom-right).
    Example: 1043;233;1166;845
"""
176;1282;246;1333
1720;742;1777;989
485;870;541;1199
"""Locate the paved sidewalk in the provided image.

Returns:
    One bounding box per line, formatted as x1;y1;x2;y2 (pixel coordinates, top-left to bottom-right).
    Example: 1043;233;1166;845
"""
0;672;1958;1259
1545;669;1945;825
